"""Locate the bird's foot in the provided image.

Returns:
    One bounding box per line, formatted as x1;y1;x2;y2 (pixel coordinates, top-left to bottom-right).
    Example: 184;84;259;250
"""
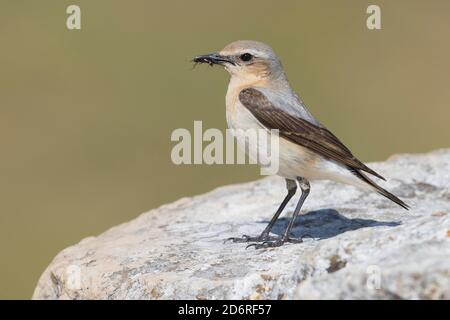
246;235;304;249
224;233;277;243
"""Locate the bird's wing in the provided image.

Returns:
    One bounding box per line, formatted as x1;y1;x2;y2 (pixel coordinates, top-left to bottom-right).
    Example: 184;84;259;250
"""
239;87;385;181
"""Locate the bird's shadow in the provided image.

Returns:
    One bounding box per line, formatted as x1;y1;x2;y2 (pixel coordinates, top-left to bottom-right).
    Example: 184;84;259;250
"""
265;209;401;240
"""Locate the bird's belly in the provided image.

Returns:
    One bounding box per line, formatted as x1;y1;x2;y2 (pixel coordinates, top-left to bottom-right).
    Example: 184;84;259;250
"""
226;104;368;187
226;104;322;179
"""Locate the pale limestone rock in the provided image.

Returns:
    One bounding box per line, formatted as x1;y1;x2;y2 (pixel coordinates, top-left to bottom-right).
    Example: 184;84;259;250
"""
33;149;450;299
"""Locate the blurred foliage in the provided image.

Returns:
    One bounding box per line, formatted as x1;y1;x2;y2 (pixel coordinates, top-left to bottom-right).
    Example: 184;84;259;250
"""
0;0;449;298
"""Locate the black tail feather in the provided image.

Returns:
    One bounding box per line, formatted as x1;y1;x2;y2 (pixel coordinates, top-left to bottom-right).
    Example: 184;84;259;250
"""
350;168;409;210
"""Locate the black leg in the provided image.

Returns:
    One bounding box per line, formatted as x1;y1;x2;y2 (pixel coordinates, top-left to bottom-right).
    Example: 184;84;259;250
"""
247;177;310;249
226;179;297;243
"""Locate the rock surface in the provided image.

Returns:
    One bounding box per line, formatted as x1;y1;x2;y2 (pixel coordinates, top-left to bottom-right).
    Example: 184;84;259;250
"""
33;149;450;299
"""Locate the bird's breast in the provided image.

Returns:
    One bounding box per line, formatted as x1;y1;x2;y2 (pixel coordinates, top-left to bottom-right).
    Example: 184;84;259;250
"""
226;101;264;132
225;97;323;180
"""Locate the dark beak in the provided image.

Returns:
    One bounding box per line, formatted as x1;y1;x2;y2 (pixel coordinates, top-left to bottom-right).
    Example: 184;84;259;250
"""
192;53;235;66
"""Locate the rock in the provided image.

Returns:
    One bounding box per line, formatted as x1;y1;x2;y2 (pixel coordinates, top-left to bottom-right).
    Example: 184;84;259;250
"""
33;149;450;300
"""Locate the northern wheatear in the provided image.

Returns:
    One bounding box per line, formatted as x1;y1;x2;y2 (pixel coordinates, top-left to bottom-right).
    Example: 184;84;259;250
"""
193;40;408;249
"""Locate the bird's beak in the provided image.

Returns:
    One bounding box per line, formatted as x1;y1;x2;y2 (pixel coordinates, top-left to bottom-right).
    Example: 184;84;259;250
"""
192;53;235;66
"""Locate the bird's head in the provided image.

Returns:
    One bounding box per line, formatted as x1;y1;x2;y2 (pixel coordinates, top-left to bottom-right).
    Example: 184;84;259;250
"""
193;40;286;86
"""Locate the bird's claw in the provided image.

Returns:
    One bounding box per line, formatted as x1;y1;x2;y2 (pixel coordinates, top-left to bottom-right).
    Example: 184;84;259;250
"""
246;239;284;249
225;234;277;244
224;234;250;243
245;236;305;249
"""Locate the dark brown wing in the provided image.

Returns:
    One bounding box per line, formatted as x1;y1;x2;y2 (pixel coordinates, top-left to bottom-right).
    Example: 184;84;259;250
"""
239;88;386;181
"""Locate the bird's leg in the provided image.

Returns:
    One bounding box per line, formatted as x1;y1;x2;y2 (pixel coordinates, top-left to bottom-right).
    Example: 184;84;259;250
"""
226;179;297;243
248;177;310;249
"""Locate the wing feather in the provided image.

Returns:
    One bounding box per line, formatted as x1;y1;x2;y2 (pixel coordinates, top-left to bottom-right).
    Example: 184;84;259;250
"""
238;88;386;181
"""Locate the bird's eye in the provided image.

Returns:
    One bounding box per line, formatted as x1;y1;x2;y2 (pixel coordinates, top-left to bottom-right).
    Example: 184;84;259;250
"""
240;53;253;62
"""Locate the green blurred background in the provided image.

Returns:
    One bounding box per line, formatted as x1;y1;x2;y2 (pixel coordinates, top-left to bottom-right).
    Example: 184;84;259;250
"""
1;0;449;298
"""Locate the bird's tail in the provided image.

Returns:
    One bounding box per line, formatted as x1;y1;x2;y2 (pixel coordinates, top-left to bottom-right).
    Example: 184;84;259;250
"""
350;169;409;210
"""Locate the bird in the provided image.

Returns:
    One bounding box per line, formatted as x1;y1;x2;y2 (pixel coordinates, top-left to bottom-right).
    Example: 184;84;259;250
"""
193;40;408;249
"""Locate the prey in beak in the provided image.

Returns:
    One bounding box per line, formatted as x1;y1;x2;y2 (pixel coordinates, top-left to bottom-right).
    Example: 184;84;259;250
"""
192;53;235;67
